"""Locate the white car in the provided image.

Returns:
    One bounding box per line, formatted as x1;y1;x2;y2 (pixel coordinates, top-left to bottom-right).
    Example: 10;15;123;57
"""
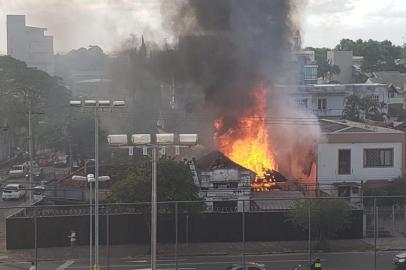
2;184;26;200
33;186;45;201
8;165;25;178
393;251;406;267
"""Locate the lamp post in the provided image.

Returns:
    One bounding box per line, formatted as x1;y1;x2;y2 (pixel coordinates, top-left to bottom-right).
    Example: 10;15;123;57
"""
108;133;198;270
70;99;125;269
72;173;110;269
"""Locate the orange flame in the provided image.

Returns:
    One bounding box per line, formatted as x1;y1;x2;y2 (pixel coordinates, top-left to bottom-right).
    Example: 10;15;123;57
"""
214;85;276;178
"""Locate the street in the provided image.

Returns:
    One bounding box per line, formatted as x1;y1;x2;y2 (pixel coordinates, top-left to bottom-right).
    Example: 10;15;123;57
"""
0;250;399;270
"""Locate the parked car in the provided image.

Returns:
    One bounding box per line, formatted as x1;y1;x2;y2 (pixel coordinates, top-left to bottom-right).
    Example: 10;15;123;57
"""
54;155;69;167
33;185;45;201
393;251;406;267
37;156;54;167
225;263;267;270
25;167;44;181
2;184;26;200
8;165;25;178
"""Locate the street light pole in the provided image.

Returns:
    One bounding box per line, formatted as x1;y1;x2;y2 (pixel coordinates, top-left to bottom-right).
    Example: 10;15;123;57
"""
70;99;125;270
94;109;100;268
89;179;93;270
151;146;157;270
108;133;197;270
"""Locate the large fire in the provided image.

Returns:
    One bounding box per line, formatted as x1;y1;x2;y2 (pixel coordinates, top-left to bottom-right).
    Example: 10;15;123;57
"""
214;85;280;191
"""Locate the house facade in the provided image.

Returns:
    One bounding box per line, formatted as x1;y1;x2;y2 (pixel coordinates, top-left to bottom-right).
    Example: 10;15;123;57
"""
287;83;390;118
317;119;405;205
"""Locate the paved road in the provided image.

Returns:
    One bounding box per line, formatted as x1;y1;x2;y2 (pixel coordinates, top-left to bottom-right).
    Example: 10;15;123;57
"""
7;250;399;270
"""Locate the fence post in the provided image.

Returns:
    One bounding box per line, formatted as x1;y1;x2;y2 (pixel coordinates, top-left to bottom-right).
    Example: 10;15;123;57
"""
107;206;110;270
186;215;189;247
374;197;377;270
34;207;38;269
404;205;406;234
392;204;395;235
242;200;246;268
175;202;178;270
308;198;311;270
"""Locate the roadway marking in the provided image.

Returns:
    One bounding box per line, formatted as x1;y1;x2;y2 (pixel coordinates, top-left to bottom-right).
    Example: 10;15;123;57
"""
131;268;196;270
57;260;75;270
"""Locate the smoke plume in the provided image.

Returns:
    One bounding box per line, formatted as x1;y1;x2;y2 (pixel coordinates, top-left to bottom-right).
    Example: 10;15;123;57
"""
162;0;320;181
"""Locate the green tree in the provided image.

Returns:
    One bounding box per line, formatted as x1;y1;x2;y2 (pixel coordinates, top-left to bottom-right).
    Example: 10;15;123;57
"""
109;157;200;203
0;56;71;154
363;175;406;206
336;38;402;71
288;199;351;245
342;95;362;121
342;95;384;122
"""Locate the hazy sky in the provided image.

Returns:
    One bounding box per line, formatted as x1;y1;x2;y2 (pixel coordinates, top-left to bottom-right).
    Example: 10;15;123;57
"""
0;0;406;54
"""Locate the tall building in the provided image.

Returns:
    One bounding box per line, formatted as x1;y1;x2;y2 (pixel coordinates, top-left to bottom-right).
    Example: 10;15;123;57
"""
327;50;353;84
7;15;54;75
293;50;318;85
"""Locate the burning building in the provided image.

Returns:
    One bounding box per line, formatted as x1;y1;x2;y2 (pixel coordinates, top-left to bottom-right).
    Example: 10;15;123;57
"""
161;0;319;194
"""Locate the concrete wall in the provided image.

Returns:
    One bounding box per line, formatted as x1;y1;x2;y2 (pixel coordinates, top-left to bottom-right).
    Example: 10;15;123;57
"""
6;210;363;249
317;142;403;184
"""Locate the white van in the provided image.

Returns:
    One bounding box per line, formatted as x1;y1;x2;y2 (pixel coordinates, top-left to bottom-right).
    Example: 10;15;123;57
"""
2;184;26;200
9;165;25;178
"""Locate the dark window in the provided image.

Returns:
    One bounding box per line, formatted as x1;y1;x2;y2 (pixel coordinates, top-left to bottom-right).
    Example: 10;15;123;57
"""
364;148;393;167
352;187;359;194
318;98;327;110
338;149;351;175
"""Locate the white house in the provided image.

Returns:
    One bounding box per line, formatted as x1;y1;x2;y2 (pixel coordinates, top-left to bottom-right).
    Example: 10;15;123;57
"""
286;83;390;118
195;151;253;212
317;119;405;205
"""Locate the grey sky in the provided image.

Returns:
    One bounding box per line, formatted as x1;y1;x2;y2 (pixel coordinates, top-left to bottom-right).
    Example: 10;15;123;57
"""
0;0;406;54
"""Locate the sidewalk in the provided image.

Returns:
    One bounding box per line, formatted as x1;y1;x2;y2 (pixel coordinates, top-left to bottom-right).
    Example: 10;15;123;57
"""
0;239;379;262
363;236;406;250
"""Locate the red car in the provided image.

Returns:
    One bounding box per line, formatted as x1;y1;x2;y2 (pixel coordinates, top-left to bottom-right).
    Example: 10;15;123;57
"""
37;157;54;167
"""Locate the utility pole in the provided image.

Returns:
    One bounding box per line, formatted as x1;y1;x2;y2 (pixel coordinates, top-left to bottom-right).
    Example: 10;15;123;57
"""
28;100;33;202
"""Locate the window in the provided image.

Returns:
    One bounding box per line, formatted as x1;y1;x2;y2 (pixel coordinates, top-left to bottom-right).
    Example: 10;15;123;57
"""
318;98;327;110
338;149;351;175
364;148;393;167
370;95;379;104
296;98;308;109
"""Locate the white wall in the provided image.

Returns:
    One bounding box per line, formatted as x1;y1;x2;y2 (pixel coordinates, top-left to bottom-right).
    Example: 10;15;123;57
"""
317;142;403;184
312;95;346;117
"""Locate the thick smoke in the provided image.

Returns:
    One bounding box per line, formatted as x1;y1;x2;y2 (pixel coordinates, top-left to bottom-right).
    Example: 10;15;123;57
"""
162;0;320;181
162;0;297;133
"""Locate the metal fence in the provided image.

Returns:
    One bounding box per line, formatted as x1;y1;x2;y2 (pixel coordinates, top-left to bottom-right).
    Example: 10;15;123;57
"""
1;196;406;270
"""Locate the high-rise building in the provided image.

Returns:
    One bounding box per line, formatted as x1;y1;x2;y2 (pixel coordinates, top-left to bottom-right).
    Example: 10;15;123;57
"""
7;15;54;75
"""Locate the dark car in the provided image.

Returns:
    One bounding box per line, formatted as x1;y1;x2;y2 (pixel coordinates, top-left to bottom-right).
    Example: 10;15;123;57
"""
393;252;406;267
